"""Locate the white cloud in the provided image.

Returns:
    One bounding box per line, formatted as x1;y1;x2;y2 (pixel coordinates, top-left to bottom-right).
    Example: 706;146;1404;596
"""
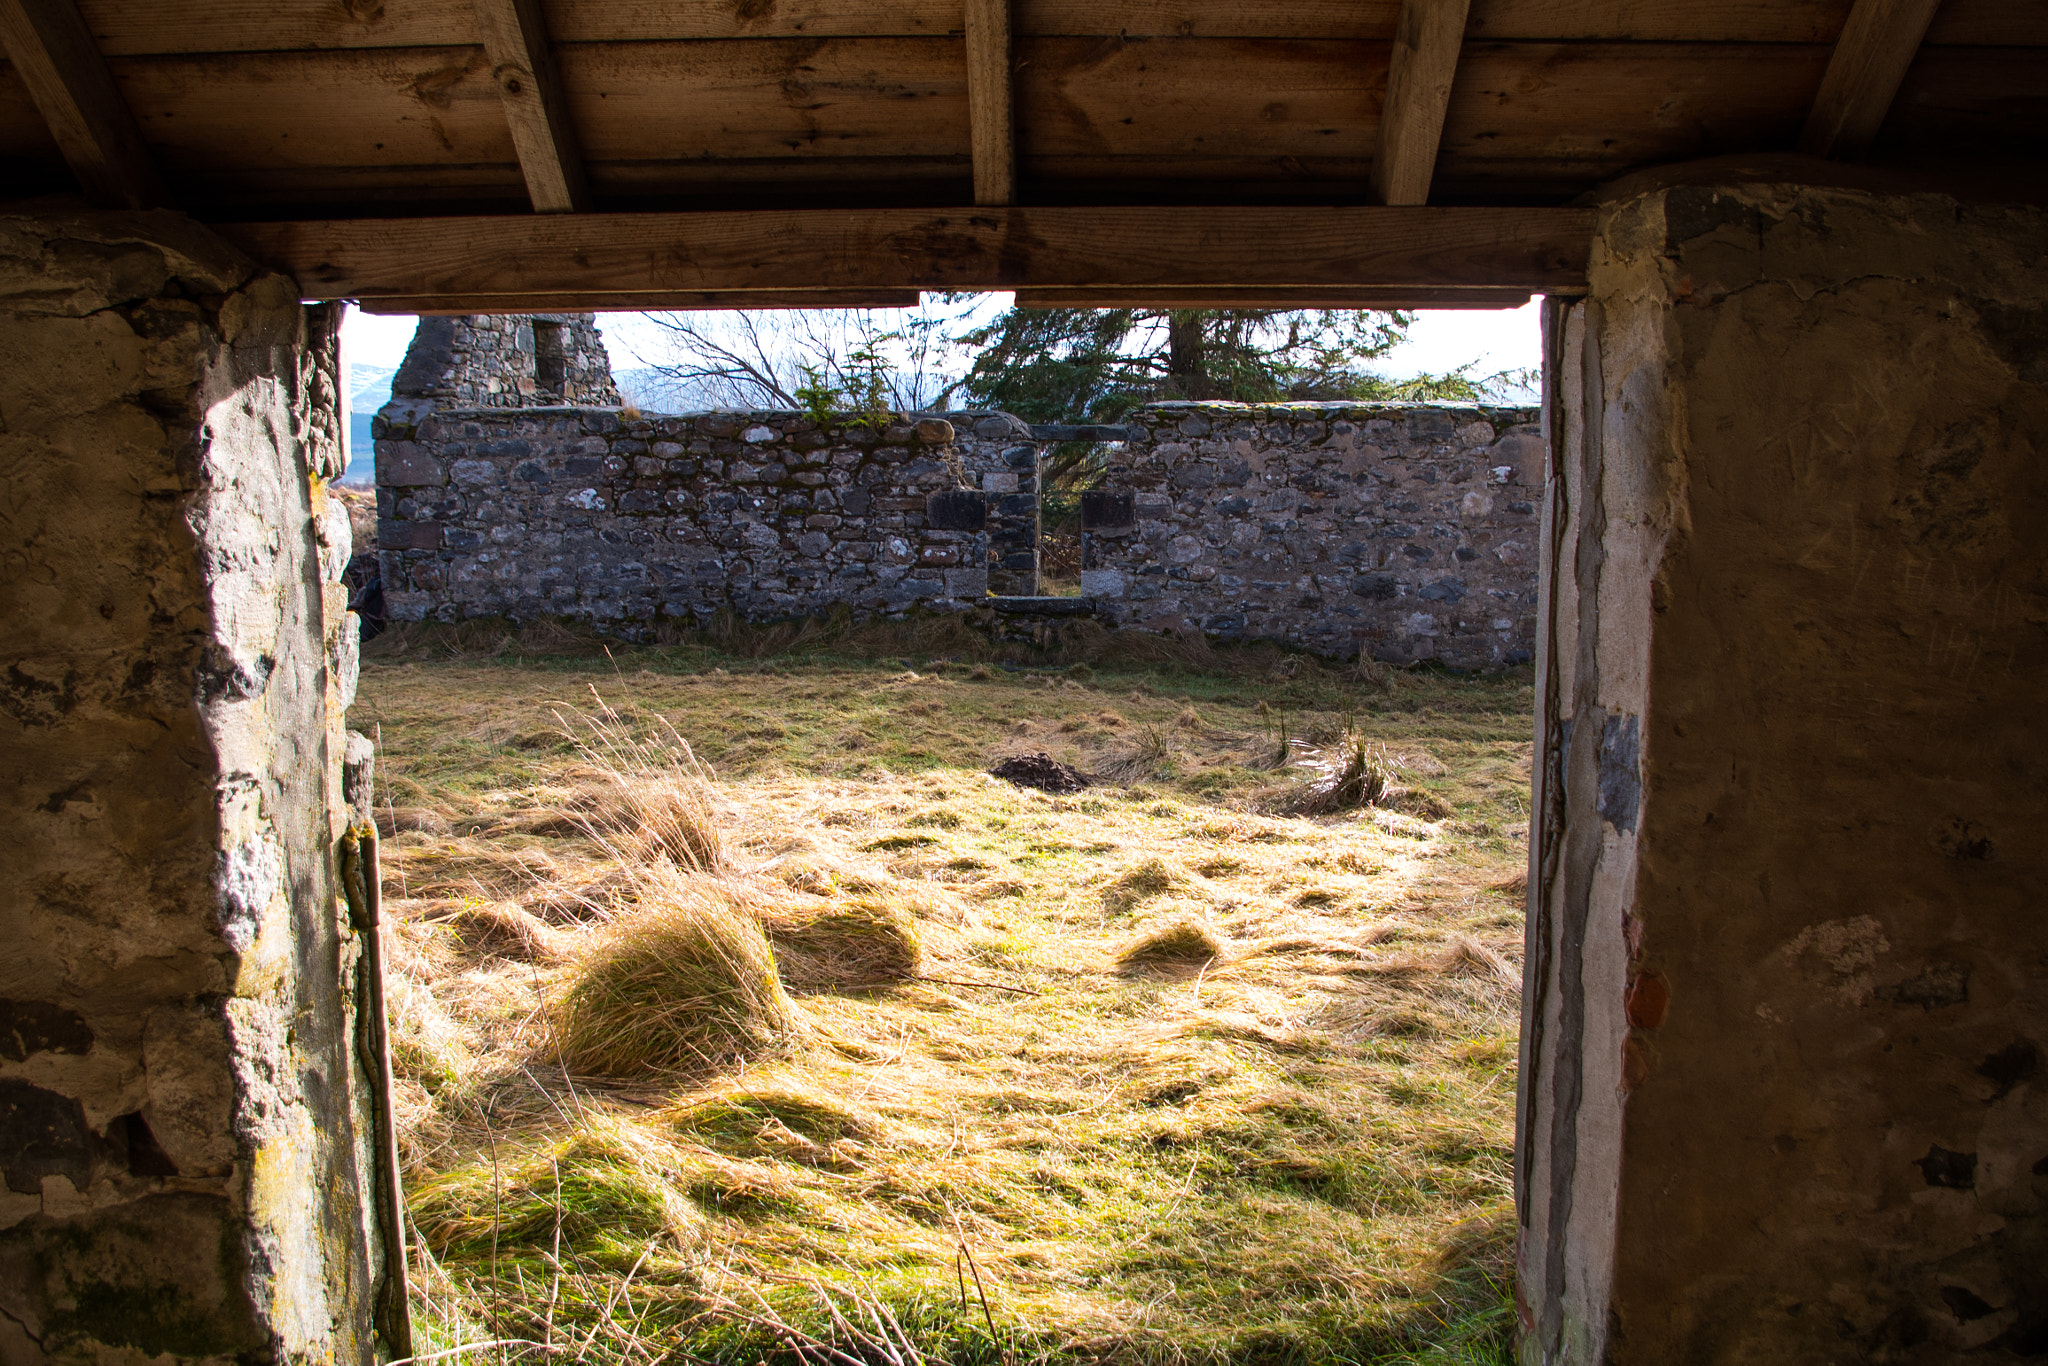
1377;298;1542;381
339;304;420;370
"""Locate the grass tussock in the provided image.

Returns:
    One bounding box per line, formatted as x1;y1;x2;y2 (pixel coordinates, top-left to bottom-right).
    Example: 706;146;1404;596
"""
1097;721;1184;782
664;1073;883;1160
432;900;572;961
355;643;1535;1364
1291;734;1400;814
557;696;725;873
757;836;894;898
551;872;797;1077
1102;856;1193;914
410;1116;702;1266
763;898;922;993
1115;916;1229;973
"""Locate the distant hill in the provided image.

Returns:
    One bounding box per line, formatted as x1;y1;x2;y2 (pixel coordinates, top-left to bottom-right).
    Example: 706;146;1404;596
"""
615;366;705;411
351;362;397;409
342;363;396;484
339;361;744;482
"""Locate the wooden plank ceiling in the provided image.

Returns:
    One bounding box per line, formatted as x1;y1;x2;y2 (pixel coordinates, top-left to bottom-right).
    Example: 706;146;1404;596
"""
2;0;2042;307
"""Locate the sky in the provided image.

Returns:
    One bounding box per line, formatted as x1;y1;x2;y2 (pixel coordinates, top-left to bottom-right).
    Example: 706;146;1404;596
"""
341;296;1542;393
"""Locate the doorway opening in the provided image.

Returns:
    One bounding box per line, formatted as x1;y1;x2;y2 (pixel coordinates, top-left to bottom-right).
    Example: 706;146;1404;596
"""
352;302;1546;1362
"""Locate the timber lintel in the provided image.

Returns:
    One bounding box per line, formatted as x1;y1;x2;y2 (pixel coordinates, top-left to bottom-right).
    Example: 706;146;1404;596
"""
221;205;1595;310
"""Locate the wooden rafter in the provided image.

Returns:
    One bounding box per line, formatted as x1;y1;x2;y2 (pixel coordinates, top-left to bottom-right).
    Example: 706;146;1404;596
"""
963;0;1015;205
473;0;590;212
1798;0;1944;159
0;0;164;208
361;289;927;315
217;205;1593;309
1371;0;1473;206
1015;287;1532;310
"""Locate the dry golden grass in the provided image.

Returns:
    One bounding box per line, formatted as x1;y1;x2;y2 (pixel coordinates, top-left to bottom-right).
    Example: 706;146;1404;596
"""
763;897;923;992
1114;916;1228;973
351;634;1533;1364
556;696;726;872
551;868;798;1077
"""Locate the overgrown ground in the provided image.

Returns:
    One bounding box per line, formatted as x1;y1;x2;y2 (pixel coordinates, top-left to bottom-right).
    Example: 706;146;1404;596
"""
352;616;1533;1365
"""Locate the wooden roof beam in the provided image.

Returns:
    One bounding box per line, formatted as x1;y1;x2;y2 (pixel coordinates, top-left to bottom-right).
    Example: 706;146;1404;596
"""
964;0;1014;205
1798;0;1945;159
1371;0;1473;207
473;0;589;212
218;205;1593;311
0;0;164;209
362;289;927;315
1016;287;1531;310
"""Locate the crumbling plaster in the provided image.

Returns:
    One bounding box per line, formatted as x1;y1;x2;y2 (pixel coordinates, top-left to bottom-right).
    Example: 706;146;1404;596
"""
1519;182;2048;1364
0;206;387;1363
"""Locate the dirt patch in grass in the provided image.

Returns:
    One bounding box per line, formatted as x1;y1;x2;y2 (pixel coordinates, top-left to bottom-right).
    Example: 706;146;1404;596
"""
990;751;1091;794
352;637;1533;1363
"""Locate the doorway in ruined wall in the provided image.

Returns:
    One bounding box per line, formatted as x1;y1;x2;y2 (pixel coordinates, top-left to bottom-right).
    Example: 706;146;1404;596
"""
353;315;1548;1362
1035;437;1120;596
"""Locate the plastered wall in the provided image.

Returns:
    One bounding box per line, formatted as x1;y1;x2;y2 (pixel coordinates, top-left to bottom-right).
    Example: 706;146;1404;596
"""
0;207;388;1362
1518;180;2048;1364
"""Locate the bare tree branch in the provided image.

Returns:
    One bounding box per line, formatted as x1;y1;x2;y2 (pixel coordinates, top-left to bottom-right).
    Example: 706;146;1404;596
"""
634;302;981;413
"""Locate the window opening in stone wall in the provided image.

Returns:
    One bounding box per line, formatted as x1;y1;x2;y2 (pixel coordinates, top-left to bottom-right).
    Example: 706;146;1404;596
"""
532;318;567;396
355;304;1542;1361
1038;439;1111;595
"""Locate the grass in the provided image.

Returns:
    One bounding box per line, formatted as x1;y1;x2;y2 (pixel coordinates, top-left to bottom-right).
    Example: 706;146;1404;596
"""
1114;917;1228;973
551;871;799;1077
764;897;924;992
352;617;1533;1364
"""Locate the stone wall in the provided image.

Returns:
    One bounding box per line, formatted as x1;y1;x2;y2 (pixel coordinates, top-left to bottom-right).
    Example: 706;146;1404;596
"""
376;406;1011;627
390;313;618;410
1;208;391;1360
1083;403;1543;668
969;413;1041;595
372;317;1542;667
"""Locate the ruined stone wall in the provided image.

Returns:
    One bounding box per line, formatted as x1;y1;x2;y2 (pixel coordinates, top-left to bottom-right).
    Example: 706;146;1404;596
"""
966;413;1041;595
1519;181;2048;1364
1082;403;1543;668
371;316;1541;664
375;406;1004;627
0;207;389;1361
390;313;618;409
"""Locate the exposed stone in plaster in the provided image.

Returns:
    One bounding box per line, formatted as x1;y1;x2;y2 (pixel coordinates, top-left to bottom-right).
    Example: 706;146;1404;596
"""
0;206;387;1362
1518;182;2048;1365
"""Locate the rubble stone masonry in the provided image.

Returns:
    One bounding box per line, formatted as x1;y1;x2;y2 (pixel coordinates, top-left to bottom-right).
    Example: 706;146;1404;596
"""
373;316;1540;668
1084;402;1544;668
375;406;1029;626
